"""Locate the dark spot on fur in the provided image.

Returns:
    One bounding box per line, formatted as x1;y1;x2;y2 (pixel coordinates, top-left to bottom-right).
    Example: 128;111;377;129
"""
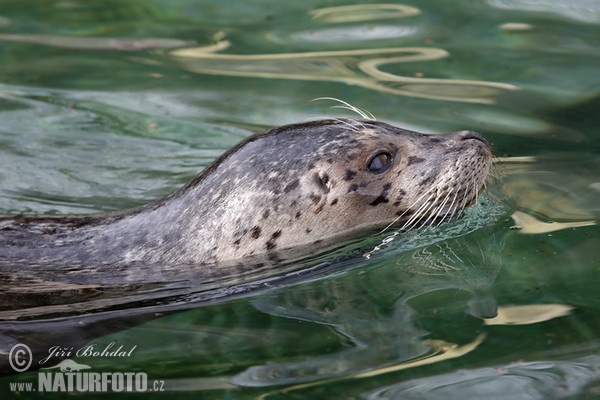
370;197;389;206
268;252;282;263
330;198;338;205
348;184;358;193
393;201;401;207
283;179;299;193
237;228;248;237
420;176;435;186
370;183;392;206
344;169;357;181
305;228;312;234
309;194;321;205
262;210;270;219
295;211;302;219
233;239;241;246
326;158;333;164
234;262;245;273
407;156;425;165
443;147;460;155
265;230;282;251
250;226;261;239
315;203;325;214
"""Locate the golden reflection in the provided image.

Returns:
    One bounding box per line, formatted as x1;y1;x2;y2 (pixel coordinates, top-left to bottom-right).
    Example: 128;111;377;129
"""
0;34;194;50
256;334;486;399
171;43;518;104
500;22;535;31
310;4;421;23
352;334;486;378
361;53;516;102
510;211;596;234
171;2;519;103
485;304;574;325
499;157;597;226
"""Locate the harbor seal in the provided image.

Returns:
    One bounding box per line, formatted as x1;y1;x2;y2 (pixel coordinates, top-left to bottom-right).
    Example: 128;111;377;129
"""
0;118;492;267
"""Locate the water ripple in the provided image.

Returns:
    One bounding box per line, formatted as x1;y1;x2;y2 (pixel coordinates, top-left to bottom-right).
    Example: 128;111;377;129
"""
171;43;518;104
310;4;421;23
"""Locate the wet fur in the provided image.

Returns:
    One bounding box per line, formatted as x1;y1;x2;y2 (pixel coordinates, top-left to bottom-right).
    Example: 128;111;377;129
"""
0;119;492;267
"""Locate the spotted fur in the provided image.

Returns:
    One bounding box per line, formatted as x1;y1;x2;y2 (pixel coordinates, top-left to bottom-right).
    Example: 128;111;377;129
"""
0;119;492;266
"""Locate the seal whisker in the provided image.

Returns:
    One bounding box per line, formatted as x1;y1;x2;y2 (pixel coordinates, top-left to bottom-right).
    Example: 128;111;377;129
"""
420;192;447;228
463;180;478;214
451;189;464;221
401;191;438;231
458;181;472;216
312;97;376;120
428;190;453;226
450;184;467;223
403;188;439;228
331;117;361;133
377;185;437;234
414;200;441;229
436;190;459;227
474;179;483;205
431;194;450;225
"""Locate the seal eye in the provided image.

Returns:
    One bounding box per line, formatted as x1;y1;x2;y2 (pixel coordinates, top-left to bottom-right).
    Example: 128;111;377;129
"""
367;152;392;173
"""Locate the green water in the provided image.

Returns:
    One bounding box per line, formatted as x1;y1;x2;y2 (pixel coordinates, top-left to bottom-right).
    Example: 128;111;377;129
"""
1;0;600;398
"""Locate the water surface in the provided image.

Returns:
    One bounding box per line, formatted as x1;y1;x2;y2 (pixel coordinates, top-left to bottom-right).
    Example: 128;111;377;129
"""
1;0;600;398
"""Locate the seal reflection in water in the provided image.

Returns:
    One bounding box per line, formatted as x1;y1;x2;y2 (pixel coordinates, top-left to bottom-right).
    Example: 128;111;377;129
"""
0;119;492;267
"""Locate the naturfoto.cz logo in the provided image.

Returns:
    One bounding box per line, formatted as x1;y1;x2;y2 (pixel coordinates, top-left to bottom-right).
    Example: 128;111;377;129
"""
7;343;165;393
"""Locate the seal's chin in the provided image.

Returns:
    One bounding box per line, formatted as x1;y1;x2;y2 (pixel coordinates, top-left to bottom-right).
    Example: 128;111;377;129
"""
400;182;486;232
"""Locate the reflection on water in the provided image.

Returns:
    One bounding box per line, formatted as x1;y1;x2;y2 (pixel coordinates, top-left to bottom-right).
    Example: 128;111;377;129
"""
488;0;600;23
169;3;517;104
368;356;600;400
310;4;421;23
232;228;503;387
485;304;574;326
171;41;517;104
0;0;599;398
0;34;194;50
500;154;599;233
0;195;507;377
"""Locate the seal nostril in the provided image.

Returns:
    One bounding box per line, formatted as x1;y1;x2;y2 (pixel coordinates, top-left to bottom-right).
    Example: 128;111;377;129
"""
460;131;487;144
